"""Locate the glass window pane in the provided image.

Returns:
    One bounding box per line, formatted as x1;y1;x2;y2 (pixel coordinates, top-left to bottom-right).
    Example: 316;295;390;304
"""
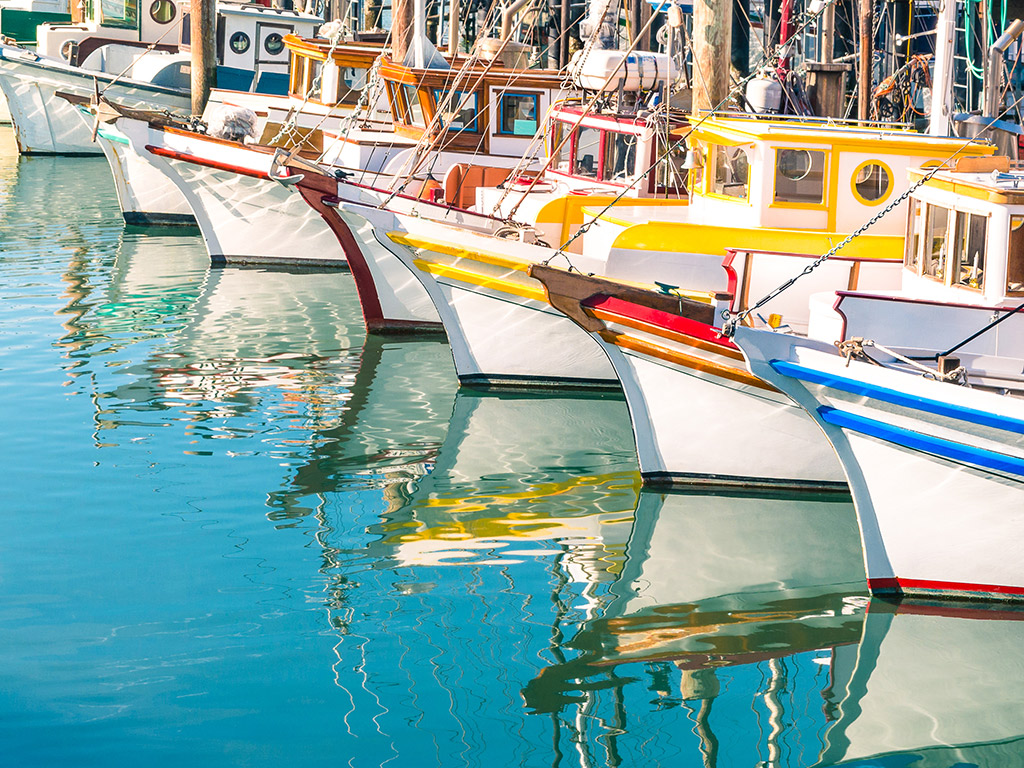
904;198;922;272
574;126;600;177
401;84;424;126
854;162;892;203
499;93;538;135
953;212;987;289
774;148;826;204
655;135;687;193
551;122;572;172
434;89;478;132
922;204;949;281
100;0;138;28
712;144;750;199
602;132;638;182
1008;216;1024;293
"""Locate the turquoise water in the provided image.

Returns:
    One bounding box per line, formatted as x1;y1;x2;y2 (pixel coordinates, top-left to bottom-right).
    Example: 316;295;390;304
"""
3;128;1024;766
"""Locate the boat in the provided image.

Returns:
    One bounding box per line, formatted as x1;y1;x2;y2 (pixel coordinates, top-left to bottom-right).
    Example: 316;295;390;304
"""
289;87;691;333
378;112;991;391
85;33;384;226
731;157;1024;601
0;0;322;154
84;26;573;265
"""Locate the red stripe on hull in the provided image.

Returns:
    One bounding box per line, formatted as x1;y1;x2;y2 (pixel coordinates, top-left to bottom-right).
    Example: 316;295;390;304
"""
870;576;1024;600
145;145;272;181
583;294;736;350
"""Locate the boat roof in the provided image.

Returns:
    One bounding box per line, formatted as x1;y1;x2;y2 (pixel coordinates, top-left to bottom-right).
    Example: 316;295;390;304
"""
678;112;997;156
910;157;1024;205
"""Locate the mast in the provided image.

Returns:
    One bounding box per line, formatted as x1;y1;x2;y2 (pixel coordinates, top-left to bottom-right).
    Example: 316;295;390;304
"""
857;0;872;120
692;0;734;111
190;0;216;115
928;0;956;134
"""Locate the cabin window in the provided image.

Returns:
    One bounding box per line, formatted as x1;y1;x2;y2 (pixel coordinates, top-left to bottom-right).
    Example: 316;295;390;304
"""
551;122;573;172
308;60;323;101
433;89;478;132
773;148;826;204
603;132;638;182
1008;216;1024;294
654;134;687;194
952;212;988;290
922;203;950;281
99;0;139;28
498;93;539;136
229;31;251;55
149;0;175;23
341;67;367;95
904;198;923;271
574;126;601;177
400;84;425;126
264;33;285;56
711;144;750;200
851;160;893;204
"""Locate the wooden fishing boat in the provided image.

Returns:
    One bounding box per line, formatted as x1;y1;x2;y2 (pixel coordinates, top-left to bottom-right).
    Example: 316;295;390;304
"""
0;0;321;154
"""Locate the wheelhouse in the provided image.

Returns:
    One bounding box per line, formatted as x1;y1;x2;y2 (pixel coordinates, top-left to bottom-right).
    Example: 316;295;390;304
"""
545;104;688;197
902;158;1024;304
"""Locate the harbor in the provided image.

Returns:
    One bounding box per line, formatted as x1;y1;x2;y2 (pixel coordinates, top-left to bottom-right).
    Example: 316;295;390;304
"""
3;0;1024;762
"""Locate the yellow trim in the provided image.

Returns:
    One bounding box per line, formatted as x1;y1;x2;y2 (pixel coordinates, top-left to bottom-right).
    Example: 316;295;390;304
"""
389;232;530;272
707;143;753;205
610;222;904;259
850;159;895;206
535;196;688;243
413;259;549;303
908;169;1024;205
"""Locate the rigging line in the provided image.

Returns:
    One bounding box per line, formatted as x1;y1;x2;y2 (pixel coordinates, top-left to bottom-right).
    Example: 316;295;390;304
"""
376;1;533;202
917;297;1024;361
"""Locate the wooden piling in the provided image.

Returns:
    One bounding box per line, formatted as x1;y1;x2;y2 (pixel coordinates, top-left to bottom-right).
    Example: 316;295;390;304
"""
190;0;216;116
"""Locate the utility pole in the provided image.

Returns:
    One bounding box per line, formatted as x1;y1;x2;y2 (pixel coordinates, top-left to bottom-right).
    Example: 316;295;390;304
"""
190;0;216;115
857;0;872;120
692;0;734;111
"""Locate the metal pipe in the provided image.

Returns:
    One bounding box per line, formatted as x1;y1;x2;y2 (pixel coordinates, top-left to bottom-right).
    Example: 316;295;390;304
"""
985;18;1024;117
501;0;533;41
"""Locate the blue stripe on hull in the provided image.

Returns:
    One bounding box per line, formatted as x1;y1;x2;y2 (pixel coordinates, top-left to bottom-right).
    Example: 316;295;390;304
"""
770;359;1024;435
818;406;1024;478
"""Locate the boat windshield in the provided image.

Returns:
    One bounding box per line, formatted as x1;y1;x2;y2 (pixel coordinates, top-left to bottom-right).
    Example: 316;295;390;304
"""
100;0;139;28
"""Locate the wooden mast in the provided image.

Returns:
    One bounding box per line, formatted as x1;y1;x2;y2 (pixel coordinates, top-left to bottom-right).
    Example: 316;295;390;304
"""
392;0;415;61
857;0;872;120
692;0;734;111
190;0;216;115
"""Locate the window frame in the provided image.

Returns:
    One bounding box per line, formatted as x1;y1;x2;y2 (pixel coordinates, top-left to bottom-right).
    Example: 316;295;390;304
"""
432;88;480;133
771;147;829;208
496;92;540;137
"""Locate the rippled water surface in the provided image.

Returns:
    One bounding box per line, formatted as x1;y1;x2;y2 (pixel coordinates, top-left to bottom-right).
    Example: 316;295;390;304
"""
4;128;1024;767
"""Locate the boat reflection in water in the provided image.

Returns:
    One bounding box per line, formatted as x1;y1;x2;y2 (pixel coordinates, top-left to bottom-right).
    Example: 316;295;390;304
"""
523;488;868;764
369;389;641;574
822;600;1024;766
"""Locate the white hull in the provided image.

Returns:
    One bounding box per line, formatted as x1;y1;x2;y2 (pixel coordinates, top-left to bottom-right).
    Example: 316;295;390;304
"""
0;43;189;154
390;220;617;388
603;338;845;488
118;122;345;266
95;125;194;225
738;327;1024;601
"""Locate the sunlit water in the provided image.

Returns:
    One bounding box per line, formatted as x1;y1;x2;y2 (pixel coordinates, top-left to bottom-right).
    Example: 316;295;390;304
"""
3;127;1024;767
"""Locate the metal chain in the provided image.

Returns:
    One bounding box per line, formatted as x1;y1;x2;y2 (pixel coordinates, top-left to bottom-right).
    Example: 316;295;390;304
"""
720;155;977;336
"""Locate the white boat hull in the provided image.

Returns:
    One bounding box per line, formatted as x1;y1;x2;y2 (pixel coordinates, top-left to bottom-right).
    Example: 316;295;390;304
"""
738;327;1024;601
0;43;189;154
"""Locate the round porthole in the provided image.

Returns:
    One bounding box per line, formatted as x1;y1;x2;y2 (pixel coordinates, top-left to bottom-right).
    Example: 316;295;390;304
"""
229;31;250;54
149;0;176;23
851;160;893;205
264;33;285;55
777;148;812;181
